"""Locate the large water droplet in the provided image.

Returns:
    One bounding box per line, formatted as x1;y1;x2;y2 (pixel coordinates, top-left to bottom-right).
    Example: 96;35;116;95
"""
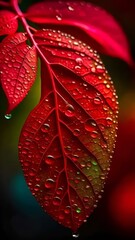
53;197;61;206
56;187;63;195
91;131;98;138
106;117;113;125
41;123;50;132
65;104;75;117
45;179;55;189
64;206;71;214
29;170;36;177
72;154;79;162
96;65;105;73
84;119;96;132
45;155;55;165
74;129;80;136
94;96;102;105
72;232;79;238
5;113;12;120
58;213;65;220
75;58;82;65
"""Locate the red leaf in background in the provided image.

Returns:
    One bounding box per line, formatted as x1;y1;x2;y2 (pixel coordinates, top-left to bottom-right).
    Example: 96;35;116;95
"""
18;29;118;231
0;10;18;36
26;1;133;65
0;32;37;113
109;175;135;231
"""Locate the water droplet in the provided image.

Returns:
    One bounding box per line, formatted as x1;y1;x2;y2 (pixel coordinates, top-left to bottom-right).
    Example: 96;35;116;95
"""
22;149;28;155
84;119;96;132
83;83;87;87
34;184;40;192
74;129;80;136
68;5;74;11
41;123;50;132
56;14;62;21
65;104;75;117
76;207;81;214
29;170;36;177
91;131;98;138
94;96;102;105
106;84;110;89
96;65;105;73
45;179;55;189
45;155;55;165
58;213;65;220
72;232;79;238
91;67;96;73
75;58;82;65
64;206;71;214
5;113;12;120
92;160;97;166
75;65;81;71
87;162;92;168
73;41;79;46
72;154;79;162
53;196;61;206
106;117;113;125
98;195;102;199
83;197;89;202
56;187;63;195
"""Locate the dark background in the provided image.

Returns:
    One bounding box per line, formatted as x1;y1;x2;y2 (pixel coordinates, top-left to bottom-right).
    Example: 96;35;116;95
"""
0;0;135;239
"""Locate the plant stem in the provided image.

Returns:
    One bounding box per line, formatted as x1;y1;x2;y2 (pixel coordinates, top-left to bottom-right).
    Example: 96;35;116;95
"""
10;0;49;64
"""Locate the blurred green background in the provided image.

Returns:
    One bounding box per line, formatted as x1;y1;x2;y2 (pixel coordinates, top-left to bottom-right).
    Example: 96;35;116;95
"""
0;0;135;239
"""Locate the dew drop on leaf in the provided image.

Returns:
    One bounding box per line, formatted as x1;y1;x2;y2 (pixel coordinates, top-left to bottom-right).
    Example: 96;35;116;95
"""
75;58;83;65
68;5;74;11
73;129;80;136
91;160;98;166
83;197;89;202
65;104;75;117
45;179;55;189
106;117;113;125
76;207;81;214
41;123;50;132
56;187;63;195
53;197;61;206
56;14;62;21
91;131;98;139
74;65;81;71
64;206;71;214
84;119;96;132
4;113;12;120
45;155;55;165
96;65;105;73
72;154;79;162
93;96;102;105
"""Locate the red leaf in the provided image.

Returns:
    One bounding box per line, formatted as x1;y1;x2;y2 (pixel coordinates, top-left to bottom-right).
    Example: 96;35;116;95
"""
0;10;18;36
18;29;118;232
0;33;37;113
26;1;133;65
